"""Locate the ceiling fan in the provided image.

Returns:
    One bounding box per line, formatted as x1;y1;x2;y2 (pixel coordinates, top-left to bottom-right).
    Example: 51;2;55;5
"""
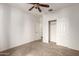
28;3;49;12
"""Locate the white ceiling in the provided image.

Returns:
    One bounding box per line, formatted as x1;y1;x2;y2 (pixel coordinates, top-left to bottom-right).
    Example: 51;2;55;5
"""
10;3;79;15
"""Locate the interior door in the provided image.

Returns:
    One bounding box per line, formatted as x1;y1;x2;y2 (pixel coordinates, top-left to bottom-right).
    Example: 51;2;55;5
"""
49;21;56;43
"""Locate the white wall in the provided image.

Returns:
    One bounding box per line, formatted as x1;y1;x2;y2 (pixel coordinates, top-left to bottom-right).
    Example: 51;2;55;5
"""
0;4;11;51
0;4;5;51
0;4;40;51
42;14;56;43
34;15;42;40
43;5;79;50
56;5;79;50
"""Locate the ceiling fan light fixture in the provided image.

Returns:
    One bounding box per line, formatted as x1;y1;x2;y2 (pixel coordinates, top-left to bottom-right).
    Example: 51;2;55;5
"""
28;3;50;12
34;4;39;9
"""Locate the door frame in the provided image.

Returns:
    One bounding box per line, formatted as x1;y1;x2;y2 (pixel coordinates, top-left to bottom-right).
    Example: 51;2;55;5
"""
48;20;56;43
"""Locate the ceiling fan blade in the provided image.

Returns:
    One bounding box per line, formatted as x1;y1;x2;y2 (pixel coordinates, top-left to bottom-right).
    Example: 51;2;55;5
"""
29;3;39;5
39;4;49;7
29;3;36;4
38;7;41;12
29;6;34;11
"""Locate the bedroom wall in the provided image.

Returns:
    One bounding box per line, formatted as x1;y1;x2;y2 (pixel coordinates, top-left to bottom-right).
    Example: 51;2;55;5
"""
42;4;79;50
0;4;40;51
0;4;11;51
42;14;56;43
56;5;79;50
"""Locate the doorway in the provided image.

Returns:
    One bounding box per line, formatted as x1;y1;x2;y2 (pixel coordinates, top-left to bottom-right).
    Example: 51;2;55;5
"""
49;20;56;43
